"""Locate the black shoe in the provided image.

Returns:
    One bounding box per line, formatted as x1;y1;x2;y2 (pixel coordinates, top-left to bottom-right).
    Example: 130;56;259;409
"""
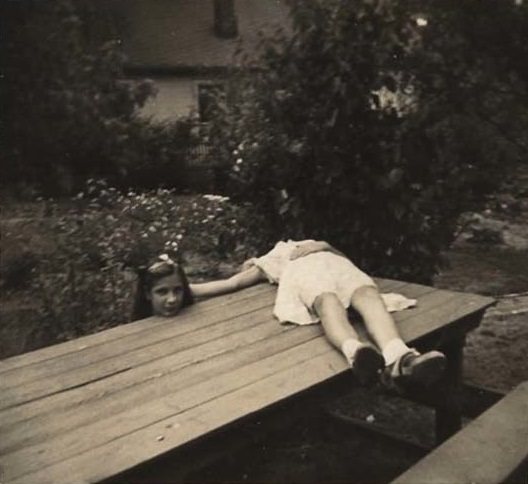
385;350;447;389
352;344;385;386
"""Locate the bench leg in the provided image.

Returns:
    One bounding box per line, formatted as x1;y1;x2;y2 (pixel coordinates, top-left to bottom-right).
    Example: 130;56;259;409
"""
435;336;465;445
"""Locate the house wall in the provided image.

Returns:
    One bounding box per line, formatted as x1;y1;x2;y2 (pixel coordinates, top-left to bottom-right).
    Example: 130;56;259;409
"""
137;75;217;189
140;77;198;121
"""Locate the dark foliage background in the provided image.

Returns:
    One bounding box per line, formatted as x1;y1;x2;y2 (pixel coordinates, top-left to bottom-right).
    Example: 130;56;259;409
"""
0;0;197;195
1;0;527;283
206;0;528;282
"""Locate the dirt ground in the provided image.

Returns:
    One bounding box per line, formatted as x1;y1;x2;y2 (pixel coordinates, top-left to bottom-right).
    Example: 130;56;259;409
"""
434;173;528;394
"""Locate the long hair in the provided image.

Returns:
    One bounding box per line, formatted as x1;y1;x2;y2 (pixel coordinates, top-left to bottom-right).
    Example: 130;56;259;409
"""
132;258;193;320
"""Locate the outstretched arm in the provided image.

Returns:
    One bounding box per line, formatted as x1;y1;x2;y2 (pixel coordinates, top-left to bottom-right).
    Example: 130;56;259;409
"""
289;240;347;260
189;265;266;299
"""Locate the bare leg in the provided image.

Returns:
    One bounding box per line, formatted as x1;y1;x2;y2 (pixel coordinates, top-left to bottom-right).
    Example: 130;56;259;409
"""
351;285;447;386
313;292;384;385
313;292;358;349
350;285;400;350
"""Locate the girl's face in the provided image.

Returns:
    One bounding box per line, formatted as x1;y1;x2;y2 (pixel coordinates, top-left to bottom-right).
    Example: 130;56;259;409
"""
148;273;185;317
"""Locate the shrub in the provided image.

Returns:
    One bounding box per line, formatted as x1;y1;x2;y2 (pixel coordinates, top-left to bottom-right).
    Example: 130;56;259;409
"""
31;180;272;342
206;0;528;283
0;251;38;291
122;118;204;192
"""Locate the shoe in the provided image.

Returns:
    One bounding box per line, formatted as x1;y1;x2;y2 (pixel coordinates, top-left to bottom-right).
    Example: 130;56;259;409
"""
352;343;385;386
384;350;447;389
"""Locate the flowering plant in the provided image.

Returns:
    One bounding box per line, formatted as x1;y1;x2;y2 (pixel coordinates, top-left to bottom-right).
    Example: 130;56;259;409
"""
31;179;271;343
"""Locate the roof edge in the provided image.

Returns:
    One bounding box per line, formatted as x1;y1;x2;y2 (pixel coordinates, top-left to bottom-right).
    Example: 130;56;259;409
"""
124;64;240;77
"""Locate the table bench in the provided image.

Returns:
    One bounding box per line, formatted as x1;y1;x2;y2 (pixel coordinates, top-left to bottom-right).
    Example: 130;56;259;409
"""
391;381;528;484
0;278;494;484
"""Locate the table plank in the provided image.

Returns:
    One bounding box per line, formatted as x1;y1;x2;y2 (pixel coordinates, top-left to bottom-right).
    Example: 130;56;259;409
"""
3;336;335;482
396;289;492;341
0;308;280;429
0;283;271;374
0;293;278;409
0;287;275;389
0;320;317;454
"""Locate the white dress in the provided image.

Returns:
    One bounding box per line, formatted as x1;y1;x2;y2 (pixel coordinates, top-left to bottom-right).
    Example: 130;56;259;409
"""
248;240;416;325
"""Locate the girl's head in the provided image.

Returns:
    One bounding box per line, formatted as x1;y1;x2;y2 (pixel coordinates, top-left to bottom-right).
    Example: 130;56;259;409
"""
133;254;193;319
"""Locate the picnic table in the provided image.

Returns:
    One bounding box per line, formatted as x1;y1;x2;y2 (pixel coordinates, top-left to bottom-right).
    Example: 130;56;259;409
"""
0;278;495;484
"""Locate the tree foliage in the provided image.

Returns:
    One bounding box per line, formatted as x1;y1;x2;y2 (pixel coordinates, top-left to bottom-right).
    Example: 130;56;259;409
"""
1;0;196;194
207;0;528;282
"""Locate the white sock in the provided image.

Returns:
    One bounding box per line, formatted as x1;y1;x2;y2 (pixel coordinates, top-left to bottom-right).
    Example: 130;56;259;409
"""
340;338;362;366
382;338;413;367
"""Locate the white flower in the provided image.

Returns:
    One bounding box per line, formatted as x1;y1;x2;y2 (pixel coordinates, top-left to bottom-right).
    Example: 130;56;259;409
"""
202;194;230;203
236;158;243;164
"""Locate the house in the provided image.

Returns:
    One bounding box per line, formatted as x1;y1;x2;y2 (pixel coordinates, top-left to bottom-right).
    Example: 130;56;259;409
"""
109;0;290;122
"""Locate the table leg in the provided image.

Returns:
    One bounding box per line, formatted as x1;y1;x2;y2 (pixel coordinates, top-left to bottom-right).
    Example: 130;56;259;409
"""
435;336;465;445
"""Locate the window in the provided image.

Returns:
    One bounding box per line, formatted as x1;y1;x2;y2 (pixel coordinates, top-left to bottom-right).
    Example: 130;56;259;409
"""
197;82;225;123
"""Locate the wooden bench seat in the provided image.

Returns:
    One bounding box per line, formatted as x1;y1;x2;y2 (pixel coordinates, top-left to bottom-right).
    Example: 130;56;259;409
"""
0;279;494;484
391;381;528;484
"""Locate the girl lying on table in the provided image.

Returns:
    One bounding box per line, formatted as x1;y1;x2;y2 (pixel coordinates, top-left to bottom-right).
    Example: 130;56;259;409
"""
133;240;446;388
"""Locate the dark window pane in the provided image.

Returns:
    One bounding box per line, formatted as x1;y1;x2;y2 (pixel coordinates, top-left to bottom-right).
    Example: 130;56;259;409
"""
198;83;224;122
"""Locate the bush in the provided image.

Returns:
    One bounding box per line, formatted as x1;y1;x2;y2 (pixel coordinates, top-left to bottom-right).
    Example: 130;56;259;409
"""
30;180;272;342
111;117;200;192
206;0;528;283
0;251;38;291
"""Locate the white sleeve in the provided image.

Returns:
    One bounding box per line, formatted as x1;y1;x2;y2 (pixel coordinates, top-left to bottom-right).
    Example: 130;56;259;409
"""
251;241;291;283
249;240;317;283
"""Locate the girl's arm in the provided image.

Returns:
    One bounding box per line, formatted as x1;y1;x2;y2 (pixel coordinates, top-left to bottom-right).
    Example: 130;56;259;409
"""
189;265;266;299
289;240;347;260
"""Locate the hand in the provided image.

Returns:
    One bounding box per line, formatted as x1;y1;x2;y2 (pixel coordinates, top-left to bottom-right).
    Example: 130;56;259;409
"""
289;241;327;260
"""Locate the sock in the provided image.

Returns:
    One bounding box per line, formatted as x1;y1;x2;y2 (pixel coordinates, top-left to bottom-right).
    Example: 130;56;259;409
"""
340;338;362;366
382;338;414;367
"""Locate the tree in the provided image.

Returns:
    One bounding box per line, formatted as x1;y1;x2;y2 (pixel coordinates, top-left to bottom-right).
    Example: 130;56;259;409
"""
207;0;528;282
0;0;153;194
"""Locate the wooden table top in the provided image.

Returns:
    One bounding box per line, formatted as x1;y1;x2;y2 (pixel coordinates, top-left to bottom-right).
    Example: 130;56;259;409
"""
0;279;495;484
